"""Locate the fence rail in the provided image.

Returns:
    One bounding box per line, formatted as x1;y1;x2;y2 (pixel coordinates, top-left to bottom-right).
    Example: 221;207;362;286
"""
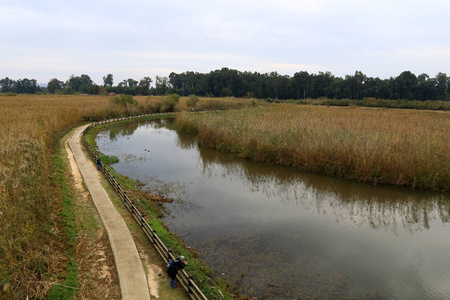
81;113;208;300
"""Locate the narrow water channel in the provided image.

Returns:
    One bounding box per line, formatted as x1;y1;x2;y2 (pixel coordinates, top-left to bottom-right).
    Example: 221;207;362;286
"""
95;119;450;300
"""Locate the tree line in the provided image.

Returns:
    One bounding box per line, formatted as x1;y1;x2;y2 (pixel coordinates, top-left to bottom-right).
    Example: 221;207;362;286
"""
1;69;449;101
169;69;449;101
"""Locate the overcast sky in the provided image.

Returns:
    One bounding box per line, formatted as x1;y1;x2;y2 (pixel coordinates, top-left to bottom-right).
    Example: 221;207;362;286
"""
2;0;450;85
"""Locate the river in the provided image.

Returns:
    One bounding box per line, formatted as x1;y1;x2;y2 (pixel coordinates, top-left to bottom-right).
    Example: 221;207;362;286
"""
95;118;450;300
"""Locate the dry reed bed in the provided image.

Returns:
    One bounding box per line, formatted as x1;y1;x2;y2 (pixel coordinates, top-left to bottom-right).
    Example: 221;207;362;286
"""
0;95;108;298
176;104;450;191
0;94;255;298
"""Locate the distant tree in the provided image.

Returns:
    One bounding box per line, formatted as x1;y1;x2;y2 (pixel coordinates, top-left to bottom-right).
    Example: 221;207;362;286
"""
169;72;182;94
354;71;367;100
63;86;74;95
293;71;311;99
395;71;418;100
127;78;138;87
155;76;170;95
417;73;437;100
435;72;448;101
66;74;93;93
87;84;101;95
13;78;39;94
118;79;127;88
138;77;152;95
79;74;93;93
103;74;113;87
0;77;15;93
47;78;64;94
311;71;334;98
66;74;82;92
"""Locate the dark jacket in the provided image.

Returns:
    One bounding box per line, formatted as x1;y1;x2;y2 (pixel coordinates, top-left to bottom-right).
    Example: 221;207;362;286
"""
167;259;186;279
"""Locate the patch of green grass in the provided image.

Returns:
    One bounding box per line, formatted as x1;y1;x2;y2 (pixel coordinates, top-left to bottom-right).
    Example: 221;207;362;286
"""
100;155;119;164
47;150;78;299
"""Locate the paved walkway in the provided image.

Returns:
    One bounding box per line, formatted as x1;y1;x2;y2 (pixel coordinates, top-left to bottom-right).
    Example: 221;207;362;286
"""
69;125;151;300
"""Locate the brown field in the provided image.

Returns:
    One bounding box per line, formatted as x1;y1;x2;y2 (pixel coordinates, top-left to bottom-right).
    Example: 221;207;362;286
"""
175;104;450;191
0;94;255;299
1;94;447;298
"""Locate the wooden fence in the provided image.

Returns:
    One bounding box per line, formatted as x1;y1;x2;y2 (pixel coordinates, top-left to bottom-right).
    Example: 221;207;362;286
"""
81;113;209;300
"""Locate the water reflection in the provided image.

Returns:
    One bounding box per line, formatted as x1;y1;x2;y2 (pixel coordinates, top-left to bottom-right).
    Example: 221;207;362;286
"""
96;119;450;300
107;122;139;140
196;140;449;234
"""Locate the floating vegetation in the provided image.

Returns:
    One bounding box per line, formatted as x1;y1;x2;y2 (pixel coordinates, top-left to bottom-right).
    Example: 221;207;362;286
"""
140;176;200;213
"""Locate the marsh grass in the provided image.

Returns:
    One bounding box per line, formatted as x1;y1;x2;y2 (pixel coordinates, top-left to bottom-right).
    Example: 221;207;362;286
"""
175;104;450;191
0;94;224;298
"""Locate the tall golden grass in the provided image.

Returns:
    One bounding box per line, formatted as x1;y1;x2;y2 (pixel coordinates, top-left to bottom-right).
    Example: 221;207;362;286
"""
175;104;450;191
0;94;256;298
0;95;111;298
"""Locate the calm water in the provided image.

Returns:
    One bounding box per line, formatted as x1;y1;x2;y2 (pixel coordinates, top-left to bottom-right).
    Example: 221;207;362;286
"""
96;119;450;299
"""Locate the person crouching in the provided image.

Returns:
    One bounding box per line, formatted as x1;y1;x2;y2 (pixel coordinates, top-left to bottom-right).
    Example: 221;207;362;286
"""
166;256;188;288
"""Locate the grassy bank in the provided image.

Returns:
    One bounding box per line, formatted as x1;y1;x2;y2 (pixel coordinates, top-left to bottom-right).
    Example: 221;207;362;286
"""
175;105;450;191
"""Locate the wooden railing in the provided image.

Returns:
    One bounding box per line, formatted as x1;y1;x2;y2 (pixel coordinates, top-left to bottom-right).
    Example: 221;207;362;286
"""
81;113;208;300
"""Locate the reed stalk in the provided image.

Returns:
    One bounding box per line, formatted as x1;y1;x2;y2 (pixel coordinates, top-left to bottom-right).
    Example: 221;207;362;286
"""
175;104;450;191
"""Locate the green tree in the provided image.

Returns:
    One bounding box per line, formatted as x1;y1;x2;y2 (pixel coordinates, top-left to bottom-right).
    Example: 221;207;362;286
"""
417;74;437;100
435;72;448;101
354;71;366;100
0;77;15;93
63;86;74;95
311;71;334;98
293;71;311;99
66;74;82;92
395;71;418;100
13;78;39;94
138;77;152;95
87;84;101;95
66;74;93;93
155;76;170;95
103;74;113;87
127;78;138;87
47;78;64;94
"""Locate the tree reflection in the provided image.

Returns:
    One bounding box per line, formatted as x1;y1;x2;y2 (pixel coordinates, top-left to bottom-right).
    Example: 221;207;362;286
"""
104;118;175;140
193;135;450;234
107;122;139;140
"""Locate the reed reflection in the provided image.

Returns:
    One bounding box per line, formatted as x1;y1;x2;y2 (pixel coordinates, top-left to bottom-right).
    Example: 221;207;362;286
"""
184;128;450;234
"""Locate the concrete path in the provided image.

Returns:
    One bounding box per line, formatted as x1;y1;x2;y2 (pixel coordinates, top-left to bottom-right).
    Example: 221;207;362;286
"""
69;125;151;300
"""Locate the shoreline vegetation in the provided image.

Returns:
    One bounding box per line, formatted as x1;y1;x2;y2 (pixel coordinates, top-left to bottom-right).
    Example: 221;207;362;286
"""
175;105;449;192
0;94;253;299
0;94;448;299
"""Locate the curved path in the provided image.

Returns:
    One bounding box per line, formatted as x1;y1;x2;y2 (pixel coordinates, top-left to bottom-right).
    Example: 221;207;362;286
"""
69;124;151;300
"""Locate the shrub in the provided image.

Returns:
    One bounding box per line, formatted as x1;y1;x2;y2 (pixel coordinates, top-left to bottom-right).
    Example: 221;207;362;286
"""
111;94;137;107
186;94;199;108
160;94;180;112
